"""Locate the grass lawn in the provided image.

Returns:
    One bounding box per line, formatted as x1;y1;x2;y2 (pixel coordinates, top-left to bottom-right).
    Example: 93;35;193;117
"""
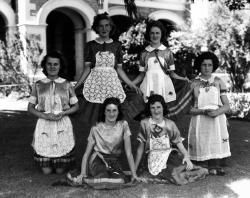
1;110;250;198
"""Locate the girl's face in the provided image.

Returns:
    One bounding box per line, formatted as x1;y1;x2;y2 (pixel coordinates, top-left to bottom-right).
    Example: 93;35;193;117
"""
200;59;213;77
149;26;162;45
45;57;60;78
97;19;111;39
150;101;164;120
105;104;119;123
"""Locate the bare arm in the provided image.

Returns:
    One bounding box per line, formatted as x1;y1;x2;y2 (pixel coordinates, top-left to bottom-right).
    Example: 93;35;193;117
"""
176;142;193;170
135;141;144;171
74;62;91;89
124;136;139;180
170;71;189;81
28;103;51;120
132;72;145;86
116;64;142;94
79;141;95;177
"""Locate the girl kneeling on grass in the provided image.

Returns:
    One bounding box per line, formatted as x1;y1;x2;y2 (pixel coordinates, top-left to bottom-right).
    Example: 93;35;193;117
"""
67;97;142;187
135;94;208;185
28;51;79;175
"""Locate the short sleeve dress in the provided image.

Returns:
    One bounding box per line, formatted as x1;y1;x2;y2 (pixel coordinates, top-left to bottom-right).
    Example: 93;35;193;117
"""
137;118;208;185
139;44;176;103
29;77;78;168
188;75;231;161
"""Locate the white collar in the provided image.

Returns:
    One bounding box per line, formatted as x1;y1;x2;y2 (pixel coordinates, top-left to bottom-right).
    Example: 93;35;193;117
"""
41;77;65;83
145;44;166;52
196;75;215;83
95;38;113;44
149;117;165;127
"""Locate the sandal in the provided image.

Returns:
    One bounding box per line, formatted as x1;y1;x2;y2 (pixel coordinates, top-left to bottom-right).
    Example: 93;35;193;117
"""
209;168;225;176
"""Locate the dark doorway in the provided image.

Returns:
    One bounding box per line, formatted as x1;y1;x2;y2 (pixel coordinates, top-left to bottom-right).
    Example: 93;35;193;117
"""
0;15;6;42
46;10;75;81
111;15;132;41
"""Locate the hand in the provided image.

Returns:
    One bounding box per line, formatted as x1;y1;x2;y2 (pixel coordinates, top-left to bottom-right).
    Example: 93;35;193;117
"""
206;109;219;118
128;83;142;95
67;173;86;185
183;156;193;171
183;77;191;83
131;175;145;183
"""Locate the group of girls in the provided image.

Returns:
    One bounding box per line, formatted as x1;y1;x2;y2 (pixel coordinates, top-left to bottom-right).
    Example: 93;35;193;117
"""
27;12;231;187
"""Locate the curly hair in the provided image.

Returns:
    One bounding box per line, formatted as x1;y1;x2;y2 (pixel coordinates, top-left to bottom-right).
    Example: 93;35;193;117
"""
91;12;116;36
145;94;168;117
98;97;124;122
144;20;167;44
41;51;66;77
194;51;219;72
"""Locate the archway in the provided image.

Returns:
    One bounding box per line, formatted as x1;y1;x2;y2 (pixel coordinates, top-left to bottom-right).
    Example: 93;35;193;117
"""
46;10;80;81
0;15;6;42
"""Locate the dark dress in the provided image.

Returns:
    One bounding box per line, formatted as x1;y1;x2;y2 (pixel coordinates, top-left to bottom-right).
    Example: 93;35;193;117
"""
76;39;145;127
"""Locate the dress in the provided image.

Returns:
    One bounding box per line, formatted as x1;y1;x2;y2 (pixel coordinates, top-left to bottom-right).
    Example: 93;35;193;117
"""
86;120;131;185
137;118;208;185
29;77;78;168
139;44;176;103
188;75;231;161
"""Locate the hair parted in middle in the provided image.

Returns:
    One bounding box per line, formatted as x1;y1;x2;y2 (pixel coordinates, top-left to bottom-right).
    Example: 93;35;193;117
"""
41;50;66;77
144;20;167;44
145;94;168;117
194;51;219;72
98;97;124;122
91;12;116;36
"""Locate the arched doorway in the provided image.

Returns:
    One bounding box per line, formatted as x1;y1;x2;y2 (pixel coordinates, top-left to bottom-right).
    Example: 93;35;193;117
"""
111;15;132;41
46;10;76;81
0;15;6;42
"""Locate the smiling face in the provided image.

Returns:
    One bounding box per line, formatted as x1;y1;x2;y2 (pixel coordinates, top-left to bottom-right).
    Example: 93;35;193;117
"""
200;59;213;78
96;19;111;39
45;57;60;79
105;103;119;123
149;26;162;46
150;101;164;121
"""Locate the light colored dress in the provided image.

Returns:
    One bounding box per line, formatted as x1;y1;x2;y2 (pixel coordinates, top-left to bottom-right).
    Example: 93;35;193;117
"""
188;75;231;161
137;118;208;185
29;77;78;158
82;39;126;104
139;44;176;103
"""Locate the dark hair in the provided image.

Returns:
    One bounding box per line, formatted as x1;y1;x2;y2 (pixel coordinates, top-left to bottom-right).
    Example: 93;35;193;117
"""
145;94;168;117
41;51;66;77
145;20;167;44
194;51;219;72
99;97;123;122
92;12;115;36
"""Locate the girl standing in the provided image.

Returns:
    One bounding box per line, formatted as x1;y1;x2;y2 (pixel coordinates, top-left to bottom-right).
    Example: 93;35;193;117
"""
74;13;142;125
135;94;208;185
68;97;142;187
188;51;231;175
133;20;189;106
28;51;79;174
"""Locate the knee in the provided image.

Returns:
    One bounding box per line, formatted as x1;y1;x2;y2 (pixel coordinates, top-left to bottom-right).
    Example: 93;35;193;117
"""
55;168;65;174
41;167;53;175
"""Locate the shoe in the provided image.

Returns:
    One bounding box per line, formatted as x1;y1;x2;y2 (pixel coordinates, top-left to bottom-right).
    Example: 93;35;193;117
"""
209;168;225;176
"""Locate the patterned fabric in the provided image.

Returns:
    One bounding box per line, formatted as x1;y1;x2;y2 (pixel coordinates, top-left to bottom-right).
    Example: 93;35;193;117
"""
29;77;77;157
137;118;208;185
82;40;126;103
139;44;176;103
188;75;231;161
88;120;131;155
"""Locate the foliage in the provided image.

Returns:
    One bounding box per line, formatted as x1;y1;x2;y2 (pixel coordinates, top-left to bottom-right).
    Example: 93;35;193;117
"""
119;20;147;75
224;0;247;11
0;33;43;98
168;1;250;91
227;92;250;118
